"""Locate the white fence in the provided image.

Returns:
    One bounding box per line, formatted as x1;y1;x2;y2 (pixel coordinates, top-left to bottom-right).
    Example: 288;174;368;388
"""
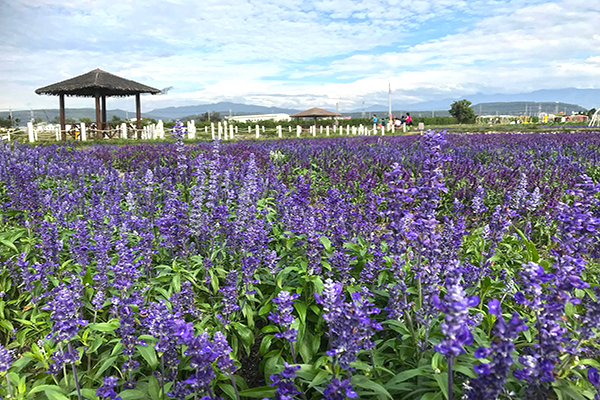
17;119;412;143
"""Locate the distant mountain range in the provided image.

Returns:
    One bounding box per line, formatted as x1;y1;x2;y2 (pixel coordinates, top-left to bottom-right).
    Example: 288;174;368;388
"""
360;102;587;117
147;102;300;119
359;88;599;112
2;89;598;124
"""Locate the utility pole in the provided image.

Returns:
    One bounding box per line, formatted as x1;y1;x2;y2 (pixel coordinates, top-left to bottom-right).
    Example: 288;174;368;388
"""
388;83;392;120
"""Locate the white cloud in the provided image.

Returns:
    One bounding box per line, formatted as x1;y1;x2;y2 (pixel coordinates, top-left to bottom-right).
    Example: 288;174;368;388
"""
0;0;598;111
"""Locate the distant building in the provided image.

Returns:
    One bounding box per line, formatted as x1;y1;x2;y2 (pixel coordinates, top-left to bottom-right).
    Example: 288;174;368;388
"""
226;113;290;123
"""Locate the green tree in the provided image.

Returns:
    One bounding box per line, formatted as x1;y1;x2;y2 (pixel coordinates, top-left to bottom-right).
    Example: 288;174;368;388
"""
588;108;597;118
449;99;476;124
111;115;122;124
80;117;92;124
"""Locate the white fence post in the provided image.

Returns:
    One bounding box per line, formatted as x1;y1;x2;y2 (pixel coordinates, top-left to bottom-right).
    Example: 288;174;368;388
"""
27;122;34;143
81;123;87;141
326;126;330;136
211;123;215;140
218;122;223;140
296;125;301;137
288;126;291;133
381;126;385;136
121;123;127;139
346;126;350;135
157;120;164;139
277;125;282;138
229;124;234;140
188;120;196;140
255;124;260;139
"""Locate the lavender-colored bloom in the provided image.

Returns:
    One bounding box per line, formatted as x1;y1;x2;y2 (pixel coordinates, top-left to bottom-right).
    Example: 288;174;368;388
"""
267;362;302;400
96;376;121;400
322;377;357;400
315;279;382;370
43;282;88;343
433;275;478;357
589;368;600;400
465;300;528;400
212;331;237;374
217;270;240;326
0;344;13;372
472;186;487;214
269;291;300;343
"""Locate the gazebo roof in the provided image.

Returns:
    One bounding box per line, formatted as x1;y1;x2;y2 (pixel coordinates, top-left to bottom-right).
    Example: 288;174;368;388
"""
290;107;342;118
35;68;161;97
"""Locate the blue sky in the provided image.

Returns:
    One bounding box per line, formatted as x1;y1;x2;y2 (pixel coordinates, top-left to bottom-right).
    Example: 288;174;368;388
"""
0;0;599;112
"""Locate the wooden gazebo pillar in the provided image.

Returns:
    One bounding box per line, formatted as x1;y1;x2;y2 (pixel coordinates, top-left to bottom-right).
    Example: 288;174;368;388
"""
101;95;107;129
135;93;141;139
59;94;66;141
95;93;102;139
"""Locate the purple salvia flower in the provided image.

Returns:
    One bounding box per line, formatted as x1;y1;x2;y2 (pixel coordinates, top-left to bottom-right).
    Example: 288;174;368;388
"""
269;291;300;343
266;362;302;400
472;186;487;214
465;299;528;400
315;280;382;370
433;274;479;357
588;368;600;400
217;270;240;326
322;377;358;400
96;376;121;400
0;343;13;372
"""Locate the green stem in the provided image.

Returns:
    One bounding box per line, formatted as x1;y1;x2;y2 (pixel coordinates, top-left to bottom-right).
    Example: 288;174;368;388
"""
160;355;166;400
67;343;83;400
229;374;241;400
5;373;12;399
447;356;454;400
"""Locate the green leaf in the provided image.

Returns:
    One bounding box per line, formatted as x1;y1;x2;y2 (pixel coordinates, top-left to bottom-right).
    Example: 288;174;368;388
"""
45;389;70;400
0;239;18;252
434;372;449;400
232;322;254;346
238;386;276;398
308;370;329;389
94;355;119;380
385;367;428;388
259;335;274;357
352;375;393;399
89;320;120;332
137;344;159;369
294;302;307;325
118;389;147;400
318;236;332;252
27;385;65;397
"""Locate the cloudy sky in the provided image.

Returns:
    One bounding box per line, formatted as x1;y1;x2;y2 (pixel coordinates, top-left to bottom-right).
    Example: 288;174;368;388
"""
1;0;599;112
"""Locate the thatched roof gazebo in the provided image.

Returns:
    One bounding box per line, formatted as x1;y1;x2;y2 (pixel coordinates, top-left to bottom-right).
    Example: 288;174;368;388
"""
36;68;161;140
290;107;341;119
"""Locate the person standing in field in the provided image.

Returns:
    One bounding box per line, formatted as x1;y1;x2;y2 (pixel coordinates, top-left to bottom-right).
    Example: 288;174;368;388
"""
372;114;378;124
406;113;413;127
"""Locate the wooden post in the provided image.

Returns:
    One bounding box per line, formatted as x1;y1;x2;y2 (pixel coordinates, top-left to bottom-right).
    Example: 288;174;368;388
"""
95;94;102;139
135;93;141;139
101;95;107;129
59;94;66;140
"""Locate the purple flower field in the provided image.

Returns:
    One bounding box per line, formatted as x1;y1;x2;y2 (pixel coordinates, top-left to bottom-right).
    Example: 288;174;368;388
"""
1;128;600;400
